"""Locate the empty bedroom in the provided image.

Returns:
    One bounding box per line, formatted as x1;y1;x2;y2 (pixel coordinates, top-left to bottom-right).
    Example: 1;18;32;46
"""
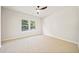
0;6;79;53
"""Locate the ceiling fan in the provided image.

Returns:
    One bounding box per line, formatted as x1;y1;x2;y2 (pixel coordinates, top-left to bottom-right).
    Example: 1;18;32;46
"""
36;6;47;14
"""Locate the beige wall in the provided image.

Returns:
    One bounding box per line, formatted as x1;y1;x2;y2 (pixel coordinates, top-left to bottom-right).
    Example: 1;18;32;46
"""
76;7;79;48
0;6;1;47
43;7;79;44
1;7;42;41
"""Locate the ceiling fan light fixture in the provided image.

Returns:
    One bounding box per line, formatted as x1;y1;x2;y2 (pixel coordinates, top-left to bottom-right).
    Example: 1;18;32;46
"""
36;6;47;15
36;9;40;14
37;9;39;12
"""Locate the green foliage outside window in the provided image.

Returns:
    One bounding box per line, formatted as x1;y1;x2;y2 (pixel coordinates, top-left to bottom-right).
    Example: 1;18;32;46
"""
21;19;36;31
22;20;29;31
30;21;35;29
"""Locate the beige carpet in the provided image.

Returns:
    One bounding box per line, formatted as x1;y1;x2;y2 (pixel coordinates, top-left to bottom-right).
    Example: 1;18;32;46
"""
0;35;79;53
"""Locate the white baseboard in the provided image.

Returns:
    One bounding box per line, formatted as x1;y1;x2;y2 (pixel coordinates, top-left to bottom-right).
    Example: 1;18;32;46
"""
44;34;78;45
2;34;79;47
2;34;42;42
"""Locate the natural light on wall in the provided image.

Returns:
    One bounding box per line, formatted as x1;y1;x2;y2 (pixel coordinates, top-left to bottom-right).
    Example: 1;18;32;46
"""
0;6;1;47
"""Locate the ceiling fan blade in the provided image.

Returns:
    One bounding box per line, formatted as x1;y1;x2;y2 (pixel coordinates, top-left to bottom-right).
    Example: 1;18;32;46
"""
40;6;47;10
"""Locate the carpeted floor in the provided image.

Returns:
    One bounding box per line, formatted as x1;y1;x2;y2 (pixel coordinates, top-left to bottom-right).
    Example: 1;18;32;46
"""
0;35;79;53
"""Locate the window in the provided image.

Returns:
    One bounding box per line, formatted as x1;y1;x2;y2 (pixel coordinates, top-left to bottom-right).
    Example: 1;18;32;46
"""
30;20;35;29
22;20;29;31
21;19;36;31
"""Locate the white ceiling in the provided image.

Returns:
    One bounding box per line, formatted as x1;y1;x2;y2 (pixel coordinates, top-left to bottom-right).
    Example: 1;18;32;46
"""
2;6;74;19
